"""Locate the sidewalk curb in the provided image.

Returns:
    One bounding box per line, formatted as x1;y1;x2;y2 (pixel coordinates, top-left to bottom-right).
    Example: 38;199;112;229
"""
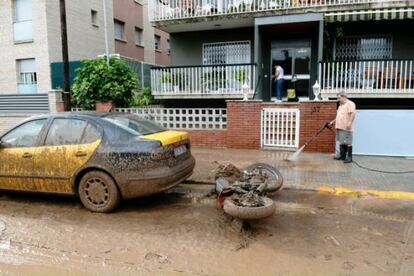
175;182;414;201
318;186;414;200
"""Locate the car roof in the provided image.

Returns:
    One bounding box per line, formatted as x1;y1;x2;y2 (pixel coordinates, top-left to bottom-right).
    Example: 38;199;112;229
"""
28;112;133;120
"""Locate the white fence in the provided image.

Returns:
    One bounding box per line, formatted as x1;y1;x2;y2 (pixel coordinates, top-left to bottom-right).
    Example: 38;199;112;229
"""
150;0;390;21
116;107;227;130
319;59;414;96
261;108;300;148
151;63;256;98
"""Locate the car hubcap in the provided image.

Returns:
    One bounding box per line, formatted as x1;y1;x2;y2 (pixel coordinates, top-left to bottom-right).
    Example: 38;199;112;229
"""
84;177;109;206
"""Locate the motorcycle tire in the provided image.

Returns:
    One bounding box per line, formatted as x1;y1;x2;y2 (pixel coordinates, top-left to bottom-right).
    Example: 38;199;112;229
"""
223;197;276;220
245;163;283;193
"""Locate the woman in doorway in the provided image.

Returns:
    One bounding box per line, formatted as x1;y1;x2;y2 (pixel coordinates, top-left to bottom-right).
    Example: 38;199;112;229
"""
273;65;284;103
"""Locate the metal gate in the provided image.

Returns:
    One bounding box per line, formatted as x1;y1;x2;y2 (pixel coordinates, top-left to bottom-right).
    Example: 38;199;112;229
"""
261;108;300;149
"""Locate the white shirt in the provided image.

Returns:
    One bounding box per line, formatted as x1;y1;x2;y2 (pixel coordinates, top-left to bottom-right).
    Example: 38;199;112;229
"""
275;66;284;80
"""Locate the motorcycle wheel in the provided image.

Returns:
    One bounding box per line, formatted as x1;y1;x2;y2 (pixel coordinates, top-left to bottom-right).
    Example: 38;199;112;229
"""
245;163;283;193
223;197;275;220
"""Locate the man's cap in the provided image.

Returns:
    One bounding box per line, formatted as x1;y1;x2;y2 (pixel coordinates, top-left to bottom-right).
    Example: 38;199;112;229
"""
337;91;348;97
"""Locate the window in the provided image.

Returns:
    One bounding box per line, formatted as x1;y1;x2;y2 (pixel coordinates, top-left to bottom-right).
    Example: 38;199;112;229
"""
167;39;170;55
202;41;251;65
135;28;143;46
13;0;33;41
17;58;37;94
91;10;98;26
154;35;161;50
81;124;101;144
114;20;125;41
334;35;392;61
104;114;165;136
45;119;88;146
1;119;46;148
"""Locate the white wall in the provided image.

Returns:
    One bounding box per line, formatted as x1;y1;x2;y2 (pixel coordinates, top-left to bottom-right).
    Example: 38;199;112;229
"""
354;110;414;157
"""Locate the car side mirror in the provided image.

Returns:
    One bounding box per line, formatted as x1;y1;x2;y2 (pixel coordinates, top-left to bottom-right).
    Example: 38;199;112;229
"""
0;140;4;149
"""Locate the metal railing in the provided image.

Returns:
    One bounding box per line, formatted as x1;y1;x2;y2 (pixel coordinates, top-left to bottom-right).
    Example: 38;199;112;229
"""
261;108;300;148
151;63;256;98
319;59;414;95
150;0;392;21
116;107;227;130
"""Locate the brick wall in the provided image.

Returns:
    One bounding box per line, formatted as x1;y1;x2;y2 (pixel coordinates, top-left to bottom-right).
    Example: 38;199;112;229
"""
184;100;337;153
299;101;337;153
185;101;262;149
188;130;227;148
227;101;262;149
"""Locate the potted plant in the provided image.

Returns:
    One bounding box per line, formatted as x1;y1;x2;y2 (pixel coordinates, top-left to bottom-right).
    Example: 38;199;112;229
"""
172;72;181;92
72;57;137;111
238;2;247;12
160;72;173;92
228;5;237;13
203;69;225;92
233;69;247;90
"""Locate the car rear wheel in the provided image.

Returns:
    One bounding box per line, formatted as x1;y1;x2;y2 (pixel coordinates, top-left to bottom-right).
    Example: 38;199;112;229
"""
78;171;121;213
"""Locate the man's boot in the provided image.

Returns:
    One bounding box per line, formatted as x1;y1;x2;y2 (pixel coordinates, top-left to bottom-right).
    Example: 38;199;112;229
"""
344;146;353;163
334;144;346;160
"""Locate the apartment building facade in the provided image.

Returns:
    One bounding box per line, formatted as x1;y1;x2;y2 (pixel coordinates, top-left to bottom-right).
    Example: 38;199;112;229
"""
0;0;115;95
148;0;414;105
0;0;170;97
113;0;170;65
147;0;414;156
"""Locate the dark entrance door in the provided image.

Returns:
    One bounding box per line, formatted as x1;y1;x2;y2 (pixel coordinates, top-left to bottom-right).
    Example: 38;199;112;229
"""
271;39;311;99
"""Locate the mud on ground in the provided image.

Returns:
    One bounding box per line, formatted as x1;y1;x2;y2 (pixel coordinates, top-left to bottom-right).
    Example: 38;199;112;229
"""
0;188;413;276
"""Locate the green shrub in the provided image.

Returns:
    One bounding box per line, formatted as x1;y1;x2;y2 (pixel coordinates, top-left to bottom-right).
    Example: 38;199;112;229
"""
130;87;156;107
72;57;138;110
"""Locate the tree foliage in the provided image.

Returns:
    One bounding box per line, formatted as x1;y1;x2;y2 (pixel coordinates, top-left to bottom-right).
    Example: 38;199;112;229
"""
72;57;138;110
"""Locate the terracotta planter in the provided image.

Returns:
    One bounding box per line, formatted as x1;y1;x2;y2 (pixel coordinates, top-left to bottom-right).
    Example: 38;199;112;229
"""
56;101;65;112
96;101;116;112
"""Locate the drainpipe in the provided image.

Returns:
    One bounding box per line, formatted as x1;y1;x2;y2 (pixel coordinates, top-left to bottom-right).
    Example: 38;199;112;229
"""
102;0;110;65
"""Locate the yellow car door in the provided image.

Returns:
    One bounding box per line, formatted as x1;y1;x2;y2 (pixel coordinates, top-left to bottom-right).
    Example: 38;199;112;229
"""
33;118;101;194
0;119;48;191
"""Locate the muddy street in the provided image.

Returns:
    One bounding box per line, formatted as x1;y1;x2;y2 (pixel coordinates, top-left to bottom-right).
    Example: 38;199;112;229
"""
0;188;413;276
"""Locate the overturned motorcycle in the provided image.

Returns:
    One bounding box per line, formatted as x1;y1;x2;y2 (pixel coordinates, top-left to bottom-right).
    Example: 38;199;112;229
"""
214;163;283;220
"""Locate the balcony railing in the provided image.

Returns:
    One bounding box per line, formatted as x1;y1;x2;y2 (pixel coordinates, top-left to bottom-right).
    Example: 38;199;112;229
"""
319;59;414;97
151;63;256;98
150;0;387;21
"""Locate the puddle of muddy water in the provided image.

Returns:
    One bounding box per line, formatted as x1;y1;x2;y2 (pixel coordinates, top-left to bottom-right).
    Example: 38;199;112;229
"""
0;189;412;276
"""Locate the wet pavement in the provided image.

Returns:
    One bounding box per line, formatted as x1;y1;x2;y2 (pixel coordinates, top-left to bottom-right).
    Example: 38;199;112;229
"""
190;148;414;193
0;188;413;275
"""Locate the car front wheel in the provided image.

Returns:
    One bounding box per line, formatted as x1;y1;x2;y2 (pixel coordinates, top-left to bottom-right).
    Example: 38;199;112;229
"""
78;171;121;213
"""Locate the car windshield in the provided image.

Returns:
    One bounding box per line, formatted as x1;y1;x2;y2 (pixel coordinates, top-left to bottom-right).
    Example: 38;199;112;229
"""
103;114;166;136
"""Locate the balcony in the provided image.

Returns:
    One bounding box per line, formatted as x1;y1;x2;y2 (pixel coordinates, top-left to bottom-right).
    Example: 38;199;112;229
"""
150;0;405;23
151;63;256;99
319;59;414;98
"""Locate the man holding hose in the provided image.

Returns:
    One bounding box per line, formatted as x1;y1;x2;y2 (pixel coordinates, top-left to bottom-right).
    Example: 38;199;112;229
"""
329;91;356;163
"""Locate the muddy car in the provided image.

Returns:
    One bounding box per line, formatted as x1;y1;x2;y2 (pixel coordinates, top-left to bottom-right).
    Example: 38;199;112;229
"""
0;112;195;212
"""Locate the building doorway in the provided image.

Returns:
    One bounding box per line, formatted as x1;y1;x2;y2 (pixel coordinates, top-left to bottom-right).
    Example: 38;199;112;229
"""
270;39;311;100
